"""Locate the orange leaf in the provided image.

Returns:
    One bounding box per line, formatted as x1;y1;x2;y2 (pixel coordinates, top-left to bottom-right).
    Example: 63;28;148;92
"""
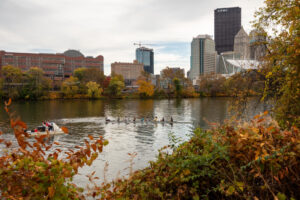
5;98;12;106
88;135;94;140
257;118;264;123
253;114;260;119
54;142;60;145
273;176;280;183
53;152;58;159
15;120;27;129
263;110;268;115
91;143;97;152
61;126;68;134
5;141;12;147
0;139;4;143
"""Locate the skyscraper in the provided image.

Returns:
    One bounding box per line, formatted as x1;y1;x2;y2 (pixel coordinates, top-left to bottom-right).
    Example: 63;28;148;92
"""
136;47;154;74
214;7;241;54
189;35;217;80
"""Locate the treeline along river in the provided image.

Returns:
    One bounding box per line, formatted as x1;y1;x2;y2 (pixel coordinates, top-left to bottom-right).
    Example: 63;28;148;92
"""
0;98;269;186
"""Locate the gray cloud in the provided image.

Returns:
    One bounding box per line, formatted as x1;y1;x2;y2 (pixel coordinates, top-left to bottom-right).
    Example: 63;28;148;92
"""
0;0;264;74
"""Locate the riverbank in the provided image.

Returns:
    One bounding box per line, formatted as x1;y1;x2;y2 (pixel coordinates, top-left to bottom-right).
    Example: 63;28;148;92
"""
4;90;261;101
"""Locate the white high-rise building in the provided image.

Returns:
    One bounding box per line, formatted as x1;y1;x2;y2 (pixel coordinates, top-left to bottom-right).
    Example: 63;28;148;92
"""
189;35;217;80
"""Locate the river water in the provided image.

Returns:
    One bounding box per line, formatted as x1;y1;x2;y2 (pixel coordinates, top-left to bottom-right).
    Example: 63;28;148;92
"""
0;98;268;187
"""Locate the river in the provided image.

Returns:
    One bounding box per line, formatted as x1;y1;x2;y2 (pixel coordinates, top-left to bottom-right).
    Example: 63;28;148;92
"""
0;98;268;187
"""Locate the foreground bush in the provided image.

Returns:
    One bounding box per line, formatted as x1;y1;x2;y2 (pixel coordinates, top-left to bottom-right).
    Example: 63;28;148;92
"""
0;99;108;199
99;112;299;200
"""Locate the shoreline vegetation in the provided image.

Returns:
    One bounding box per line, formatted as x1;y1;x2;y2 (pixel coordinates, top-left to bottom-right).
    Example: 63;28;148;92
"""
0;65;264;101
0;0;299;199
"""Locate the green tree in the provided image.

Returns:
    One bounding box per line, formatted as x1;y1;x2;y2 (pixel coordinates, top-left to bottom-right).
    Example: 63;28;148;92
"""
73;67;105;94
61;76;79;98
107;76;125;97
253;0;300;128
23;67;52;99
73;67;86;82
111;72;124;82
173;78;182;97
83;68;105;84
1;65;24;99
86;81;103;99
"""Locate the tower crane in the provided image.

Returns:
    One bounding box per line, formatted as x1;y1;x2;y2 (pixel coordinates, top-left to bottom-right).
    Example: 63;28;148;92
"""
133;42;154;48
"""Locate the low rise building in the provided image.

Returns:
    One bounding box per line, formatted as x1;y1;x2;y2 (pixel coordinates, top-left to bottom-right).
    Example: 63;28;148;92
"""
0;49;104;80
111;60;144;86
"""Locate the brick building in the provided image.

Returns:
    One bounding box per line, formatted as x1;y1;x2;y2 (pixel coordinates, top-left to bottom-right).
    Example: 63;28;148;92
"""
0;49;104;80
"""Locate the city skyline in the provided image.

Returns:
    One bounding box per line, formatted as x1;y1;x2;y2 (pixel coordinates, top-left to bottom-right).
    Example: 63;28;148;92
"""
0;0;264;75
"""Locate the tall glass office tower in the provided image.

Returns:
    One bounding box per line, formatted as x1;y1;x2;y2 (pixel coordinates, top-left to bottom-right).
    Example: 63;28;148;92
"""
136;47;154;74
189;35;216;80
214;7;241;54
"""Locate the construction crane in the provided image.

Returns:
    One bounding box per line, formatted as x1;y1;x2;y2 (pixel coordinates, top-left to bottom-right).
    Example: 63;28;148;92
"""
133;42;154;48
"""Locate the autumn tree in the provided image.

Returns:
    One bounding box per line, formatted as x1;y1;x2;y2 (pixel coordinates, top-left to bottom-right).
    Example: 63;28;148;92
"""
111;72;124;82
0;65;24;99
61;76;79;98
161;67;185;80
73;67;86;82
137;79;154;98
102;76;111;89
139;71;152;82
107;76;125;97
253;0;300;128
23;67;52;99
86;81;103;99
74;67;105;84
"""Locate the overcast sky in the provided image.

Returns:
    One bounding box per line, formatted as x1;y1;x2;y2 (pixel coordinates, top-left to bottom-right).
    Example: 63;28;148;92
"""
0;0;264;75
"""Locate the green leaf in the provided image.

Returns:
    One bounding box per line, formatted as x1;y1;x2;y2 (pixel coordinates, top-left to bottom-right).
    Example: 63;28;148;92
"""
277;192;286;200
226;186;235;196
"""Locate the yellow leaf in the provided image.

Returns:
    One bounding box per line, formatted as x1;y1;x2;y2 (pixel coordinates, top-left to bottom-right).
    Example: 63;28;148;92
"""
48;186;55;197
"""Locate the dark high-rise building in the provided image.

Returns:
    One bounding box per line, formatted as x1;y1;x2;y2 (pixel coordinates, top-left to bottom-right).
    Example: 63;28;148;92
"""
136;47;154;74
214;7;241;54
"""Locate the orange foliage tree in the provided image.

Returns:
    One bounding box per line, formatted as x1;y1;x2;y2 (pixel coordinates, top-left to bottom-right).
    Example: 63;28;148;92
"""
137;79;154;98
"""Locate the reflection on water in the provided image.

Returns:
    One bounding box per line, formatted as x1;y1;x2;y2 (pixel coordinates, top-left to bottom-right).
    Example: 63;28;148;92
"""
0;98;268;186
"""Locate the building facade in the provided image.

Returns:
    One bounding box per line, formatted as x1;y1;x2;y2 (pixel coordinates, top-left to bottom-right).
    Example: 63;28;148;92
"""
214;7;241;54
234;27;250;59
189;35;217;80
249;29;267;60
111;60;144;86
0;49;104;80
135;47;154;74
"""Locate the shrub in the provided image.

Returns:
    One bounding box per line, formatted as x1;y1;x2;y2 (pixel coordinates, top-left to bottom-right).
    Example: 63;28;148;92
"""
98;112;299;199
0;99;108;199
